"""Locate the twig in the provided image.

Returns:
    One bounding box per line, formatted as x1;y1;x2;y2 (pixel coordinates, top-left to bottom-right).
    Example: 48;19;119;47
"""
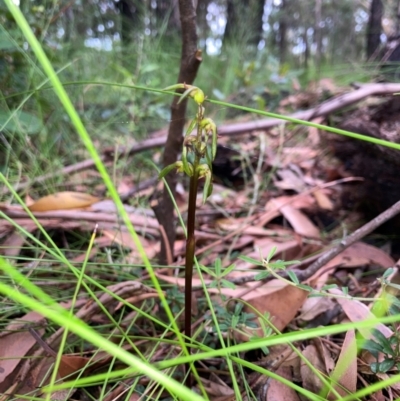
228;198;400;286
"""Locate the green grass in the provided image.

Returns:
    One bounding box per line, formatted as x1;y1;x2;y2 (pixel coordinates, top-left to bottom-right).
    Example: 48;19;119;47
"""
3;1;400;400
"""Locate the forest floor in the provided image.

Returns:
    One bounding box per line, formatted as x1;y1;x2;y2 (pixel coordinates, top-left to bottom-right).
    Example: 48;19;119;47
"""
1;81;400;401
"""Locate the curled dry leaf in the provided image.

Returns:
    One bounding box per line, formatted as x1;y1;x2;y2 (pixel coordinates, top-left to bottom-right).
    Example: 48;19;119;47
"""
28;191;100;212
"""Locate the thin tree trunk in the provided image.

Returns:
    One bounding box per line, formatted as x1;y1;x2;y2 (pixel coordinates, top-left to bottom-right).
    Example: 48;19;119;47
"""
152;0;202;265
314;0;322;77
366;0;383;60
278;0;287;65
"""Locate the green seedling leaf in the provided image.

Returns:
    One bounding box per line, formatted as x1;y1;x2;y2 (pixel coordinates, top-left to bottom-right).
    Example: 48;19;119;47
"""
266;246;277;262
185;119;197;136
254;271;270;280
239;255;264;266
269;260;300;269
214;258;222;276
378;359;395;373
208;280;218;289
181;146;194;176
372;329;394;355
178;87;197;104
386;282;400;291
163;84;185;92
297;284;314;292
382;267;395;279
234;302;244;315
287;271;299;284
200;264;214;276
231;315;239;328
198;165;212;204
159;162;180;179
211;125;217;160
370;362;379;373
220;279;236;289
360;339;384;357
221;263;236;277
320;284;339;291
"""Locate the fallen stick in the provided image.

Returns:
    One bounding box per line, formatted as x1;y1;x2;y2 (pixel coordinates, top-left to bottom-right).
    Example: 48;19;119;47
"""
227;197;400;286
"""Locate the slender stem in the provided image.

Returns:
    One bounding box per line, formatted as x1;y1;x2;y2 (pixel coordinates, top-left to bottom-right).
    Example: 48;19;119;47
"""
184;155;200;387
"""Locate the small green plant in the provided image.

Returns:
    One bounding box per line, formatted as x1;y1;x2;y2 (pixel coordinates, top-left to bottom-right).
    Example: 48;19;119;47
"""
359;269;400;374
159;84;217;383
360;327;400;373
200;257;236;294
214;302;258;333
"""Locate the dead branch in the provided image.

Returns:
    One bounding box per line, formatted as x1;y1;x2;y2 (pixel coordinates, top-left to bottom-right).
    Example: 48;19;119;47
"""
226;197;400;286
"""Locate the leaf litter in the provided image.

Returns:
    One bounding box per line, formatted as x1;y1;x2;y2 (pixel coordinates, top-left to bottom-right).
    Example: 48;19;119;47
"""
2;87;400;400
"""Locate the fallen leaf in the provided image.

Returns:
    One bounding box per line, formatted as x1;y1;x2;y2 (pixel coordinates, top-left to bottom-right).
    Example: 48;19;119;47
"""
266;366;301;401
0;230;27;257
57;355;92;380
313;189;334;210
269;197;320;238
300;344;326;393
29;192;100;212
240;280;309;336
328;288;393;339
0;311;45;392
298;296;336;322
328;330;357;398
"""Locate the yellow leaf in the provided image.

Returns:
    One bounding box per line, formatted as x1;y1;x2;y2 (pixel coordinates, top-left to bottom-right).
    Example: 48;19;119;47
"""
28;192;100;212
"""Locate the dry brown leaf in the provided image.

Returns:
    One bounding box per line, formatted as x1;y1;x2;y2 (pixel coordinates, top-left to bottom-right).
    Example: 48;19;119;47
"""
328;288;393;339
315;338;335;374
57;355;91;380
275;167;306;192
298;296;336;322
300;344;327;394
216;218;292;237
265;366;301;401
268;197;320;238
201;378;234;397
28;192;100;212
0;311;45;391
0;230;27;257
328;329;357;398
241;280;309;335
313;189;334;210
309;242;395;281
279;205;320;238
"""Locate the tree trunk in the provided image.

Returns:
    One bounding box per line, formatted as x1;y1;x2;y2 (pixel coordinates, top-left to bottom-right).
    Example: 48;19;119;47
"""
250;0;265;46
278;0;288;65
366;0;383;60
155;0;181;35
223;0;237;44
152;0;202;265
314;0;322;77
197;0;212;42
